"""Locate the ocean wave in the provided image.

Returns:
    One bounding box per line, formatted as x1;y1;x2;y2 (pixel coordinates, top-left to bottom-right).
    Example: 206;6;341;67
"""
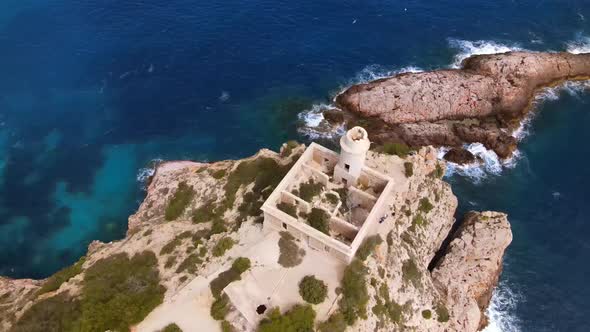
566;34;590;54
348;64;423;85
447;39;524;68
440;143;521;183
482;281;522;332
296;103;346;139
136;158;163;188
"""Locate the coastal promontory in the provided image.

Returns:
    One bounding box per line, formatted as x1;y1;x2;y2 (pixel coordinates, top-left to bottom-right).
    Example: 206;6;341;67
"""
0;140;512;332
331;51;590;159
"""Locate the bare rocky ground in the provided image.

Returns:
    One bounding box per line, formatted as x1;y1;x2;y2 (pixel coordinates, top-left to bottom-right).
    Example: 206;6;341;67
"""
328;51;590;160
0;144;511;332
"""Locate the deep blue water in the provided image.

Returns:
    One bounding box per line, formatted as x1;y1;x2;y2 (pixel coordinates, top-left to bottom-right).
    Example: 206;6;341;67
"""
1;0;589;330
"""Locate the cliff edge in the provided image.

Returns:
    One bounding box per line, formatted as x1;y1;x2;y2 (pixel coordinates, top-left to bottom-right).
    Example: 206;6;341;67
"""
0;144;512;332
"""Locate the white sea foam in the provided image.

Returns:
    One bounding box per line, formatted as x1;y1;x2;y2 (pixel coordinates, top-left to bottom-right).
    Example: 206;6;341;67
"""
296;103;346;139
566;35;590;54
483;281;522;332
439;143;522;183
136;158;163;187
447;39;524;68
298;65;423;140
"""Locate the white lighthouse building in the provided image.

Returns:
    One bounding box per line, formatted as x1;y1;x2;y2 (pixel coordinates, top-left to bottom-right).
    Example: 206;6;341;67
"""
334;126;371;186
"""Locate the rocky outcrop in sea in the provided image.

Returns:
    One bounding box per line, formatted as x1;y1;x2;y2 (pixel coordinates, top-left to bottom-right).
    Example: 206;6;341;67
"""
330;51;590;160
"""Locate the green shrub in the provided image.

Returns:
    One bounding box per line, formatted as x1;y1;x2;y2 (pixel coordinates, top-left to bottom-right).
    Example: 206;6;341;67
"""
404;162;414;178
221;320;233;332
281;140;299;157
143;229;153;236
422;309;432;319
307;208;329;235
386;300;403;323
325;192;339;205
334;187;349;213
10;292;82;332
210;294;230;320
211;217;228;235
165;182;195;221
211;169;227;179
298;275;328;304
232;257;251;274
160;231;194;255
79;251;166;331
278;232;305;268
37;256;86;295
382;142;410;158
161;323;183;332
210;257;251;299
436;304;450;322
339;259;369;325
318;312;347;332
192;202;219;224
176;254;203;274
431;162;445;178
402;259;421;288
411;214;426;229
257;305;316;332
297;180;324;202
199;246;207;257
224;158;291;211
277;202;297;218
355;235;383;261
418;197;434;213
165;256;177;269
213;237;235;257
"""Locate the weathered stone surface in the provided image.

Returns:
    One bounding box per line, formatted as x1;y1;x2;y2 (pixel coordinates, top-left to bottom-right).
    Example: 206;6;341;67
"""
333;51;590;157
431;211;512;331
443;148;477;164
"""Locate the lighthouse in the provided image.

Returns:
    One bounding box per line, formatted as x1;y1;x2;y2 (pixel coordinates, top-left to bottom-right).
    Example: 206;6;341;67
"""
334;126;371;186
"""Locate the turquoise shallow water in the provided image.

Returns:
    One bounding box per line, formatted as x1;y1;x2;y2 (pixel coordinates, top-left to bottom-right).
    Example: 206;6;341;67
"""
1;1;590;330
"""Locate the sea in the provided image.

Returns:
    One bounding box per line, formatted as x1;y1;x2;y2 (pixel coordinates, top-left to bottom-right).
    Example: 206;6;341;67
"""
1;1;589;331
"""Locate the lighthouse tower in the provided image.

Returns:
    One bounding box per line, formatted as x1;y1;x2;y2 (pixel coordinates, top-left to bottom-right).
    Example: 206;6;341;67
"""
334;126;371;186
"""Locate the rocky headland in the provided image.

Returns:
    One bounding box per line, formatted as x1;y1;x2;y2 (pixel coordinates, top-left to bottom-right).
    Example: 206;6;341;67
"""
0;143;512;332
327;51;590;160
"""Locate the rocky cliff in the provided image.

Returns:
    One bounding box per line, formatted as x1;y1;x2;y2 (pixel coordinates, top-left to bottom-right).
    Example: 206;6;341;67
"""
0;144;512;332
330;51;590;159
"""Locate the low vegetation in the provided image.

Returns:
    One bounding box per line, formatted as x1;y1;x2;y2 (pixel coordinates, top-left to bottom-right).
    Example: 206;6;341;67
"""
297;179;324;202
355;235;383;261
257;305;316;332
210;294;230;320
317;312;347;332
431;162;445;178
278;232;305;268
338;259;369;325
307;208;330;234
298;275;328;304
404;162;414;178
13;251;165;332
165;181;195;221
402;259;422;288
436;303;450;322
160;231;196;255
281;140;299;157
192;201;219;224
418;197;434;213
212;237;235;257
325;192;339;205
211;169;227;179
36;256;86;296
277;201;297;218
382;142;410;158
161;323;183;332
210;257;251;299
175;254;203;274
